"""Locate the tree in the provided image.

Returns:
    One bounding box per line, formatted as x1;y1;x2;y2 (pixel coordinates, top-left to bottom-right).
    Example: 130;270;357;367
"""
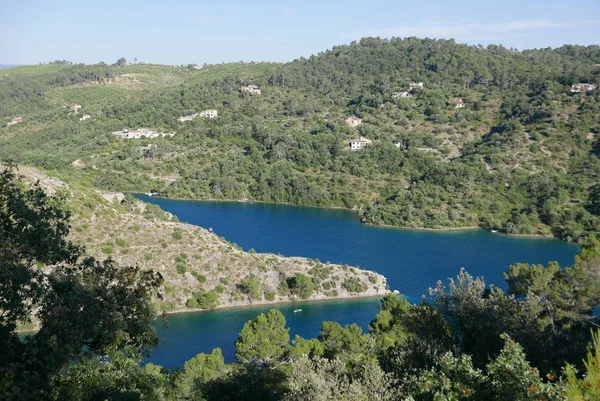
284;356;397;401
116;57;127;66
565;329;600;400
176;348;229;399
235;309;290;366
0;166;163;400
287;273;315;299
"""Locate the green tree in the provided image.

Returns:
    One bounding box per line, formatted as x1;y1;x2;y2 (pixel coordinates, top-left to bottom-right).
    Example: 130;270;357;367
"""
0;166;163;400
176;348;229;400
287;273;315;299
235;309;290;366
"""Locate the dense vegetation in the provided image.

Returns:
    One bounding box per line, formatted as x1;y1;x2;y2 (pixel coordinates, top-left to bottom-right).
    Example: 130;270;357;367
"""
2;38;600;241
2;166;600;400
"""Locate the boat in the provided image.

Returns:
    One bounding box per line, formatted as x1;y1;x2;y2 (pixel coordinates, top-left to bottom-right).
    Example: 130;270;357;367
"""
208;227;213;232
491;230;498;233
293;309;302;313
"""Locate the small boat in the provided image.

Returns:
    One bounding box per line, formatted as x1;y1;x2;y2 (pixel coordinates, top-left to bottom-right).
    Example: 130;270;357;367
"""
491;230;498;233
293;309;302;313
208;227;213;232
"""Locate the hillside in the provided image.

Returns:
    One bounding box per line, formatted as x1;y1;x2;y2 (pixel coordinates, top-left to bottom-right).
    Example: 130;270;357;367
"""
1;38;600;242
16;166;387;328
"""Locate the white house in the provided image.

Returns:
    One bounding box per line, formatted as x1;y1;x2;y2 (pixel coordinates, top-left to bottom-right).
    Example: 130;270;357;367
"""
409;82;424;91
112;128;175;139
346;116;362;127
70;104;82;111
349;136;372;151
392;91;412;99
448;98;465;108
7;117;23;126
241;85;261;94
200;109;218;118
571;83;595;93
178;113;198;122
79;114;91;121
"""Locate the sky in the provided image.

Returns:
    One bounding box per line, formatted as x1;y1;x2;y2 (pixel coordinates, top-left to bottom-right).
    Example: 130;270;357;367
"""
1;0;599;65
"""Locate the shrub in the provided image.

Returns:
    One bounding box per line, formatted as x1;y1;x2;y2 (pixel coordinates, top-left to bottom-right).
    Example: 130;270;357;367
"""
287;274;315;299
186;289;219;309
177;263;186;275
192;272;207;283
173;228;183;240
264;290;276;301
342;277;368;293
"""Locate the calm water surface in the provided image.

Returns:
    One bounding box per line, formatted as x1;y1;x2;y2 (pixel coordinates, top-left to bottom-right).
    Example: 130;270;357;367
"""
138;196;580;368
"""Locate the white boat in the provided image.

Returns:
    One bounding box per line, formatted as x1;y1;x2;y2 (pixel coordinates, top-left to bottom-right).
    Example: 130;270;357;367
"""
293;309;302;313
491;230;498;233
208;227;213;232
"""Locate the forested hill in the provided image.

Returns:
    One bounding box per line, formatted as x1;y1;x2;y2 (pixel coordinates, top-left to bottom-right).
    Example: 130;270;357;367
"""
1;37;600;241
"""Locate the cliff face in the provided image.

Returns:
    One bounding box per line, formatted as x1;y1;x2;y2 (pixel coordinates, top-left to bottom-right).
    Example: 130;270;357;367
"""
19;166;388;314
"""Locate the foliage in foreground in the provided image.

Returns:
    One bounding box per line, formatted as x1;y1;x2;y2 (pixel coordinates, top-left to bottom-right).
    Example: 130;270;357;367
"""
2;165;600;400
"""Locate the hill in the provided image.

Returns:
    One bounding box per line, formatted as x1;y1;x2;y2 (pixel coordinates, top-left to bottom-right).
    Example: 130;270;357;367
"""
15;166;386;330
1;38;600;242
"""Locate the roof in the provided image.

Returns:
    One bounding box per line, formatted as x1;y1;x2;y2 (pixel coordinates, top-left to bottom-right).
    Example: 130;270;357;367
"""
448;98;464;103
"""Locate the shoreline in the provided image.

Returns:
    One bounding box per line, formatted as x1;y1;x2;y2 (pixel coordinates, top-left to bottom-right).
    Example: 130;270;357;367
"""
18;292;388;333
132;193;565;240
162;292;388;317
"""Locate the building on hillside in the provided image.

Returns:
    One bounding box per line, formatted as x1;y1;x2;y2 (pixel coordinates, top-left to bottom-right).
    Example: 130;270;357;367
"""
177;113;198;122
346;116;363;127
571;83;595;93
200;109;218;118
79;114;91;121
348;136;372;151
112;128;175;139
70;104;82;111
448;98;465;108
241;85;262;94
193;64;204;70
7;117;23;126
409;82;424;91
392;91;412;98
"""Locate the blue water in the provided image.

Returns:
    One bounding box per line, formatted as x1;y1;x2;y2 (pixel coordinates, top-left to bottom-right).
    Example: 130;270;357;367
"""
138;196;580;368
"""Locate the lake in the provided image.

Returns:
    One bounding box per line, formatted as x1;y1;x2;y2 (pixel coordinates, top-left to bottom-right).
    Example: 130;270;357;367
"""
137;196;580;368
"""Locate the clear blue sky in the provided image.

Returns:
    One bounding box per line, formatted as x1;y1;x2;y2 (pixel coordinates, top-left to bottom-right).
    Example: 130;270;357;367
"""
2;0;599;65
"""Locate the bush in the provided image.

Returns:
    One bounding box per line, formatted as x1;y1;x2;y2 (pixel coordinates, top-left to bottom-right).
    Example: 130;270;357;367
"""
186;289;219;309
177;263;186;275
342;277;368;293
116;238;128;247
264;290;276;301
287;274;315;299
237;274;262;301
172;228;183;240
191;272;206;283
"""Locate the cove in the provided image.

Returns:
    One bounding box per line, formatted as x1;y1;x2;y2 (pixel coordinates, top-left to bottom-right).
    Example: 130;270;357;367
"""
138;196;580;368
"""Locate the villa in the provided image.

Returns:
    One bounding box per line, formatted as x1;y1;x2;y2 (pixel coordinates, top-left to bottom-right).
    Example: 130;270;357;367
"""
112;128;175;139
178;113;198;122
241;85;262;94
7;117;23;126
571;83;595;93
70;104;82;111
346;116;363;127
200;109;218;118
348;136;372;151
409;82;424;91
392;91;412;98
448;98;465;108
79;114;91;121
